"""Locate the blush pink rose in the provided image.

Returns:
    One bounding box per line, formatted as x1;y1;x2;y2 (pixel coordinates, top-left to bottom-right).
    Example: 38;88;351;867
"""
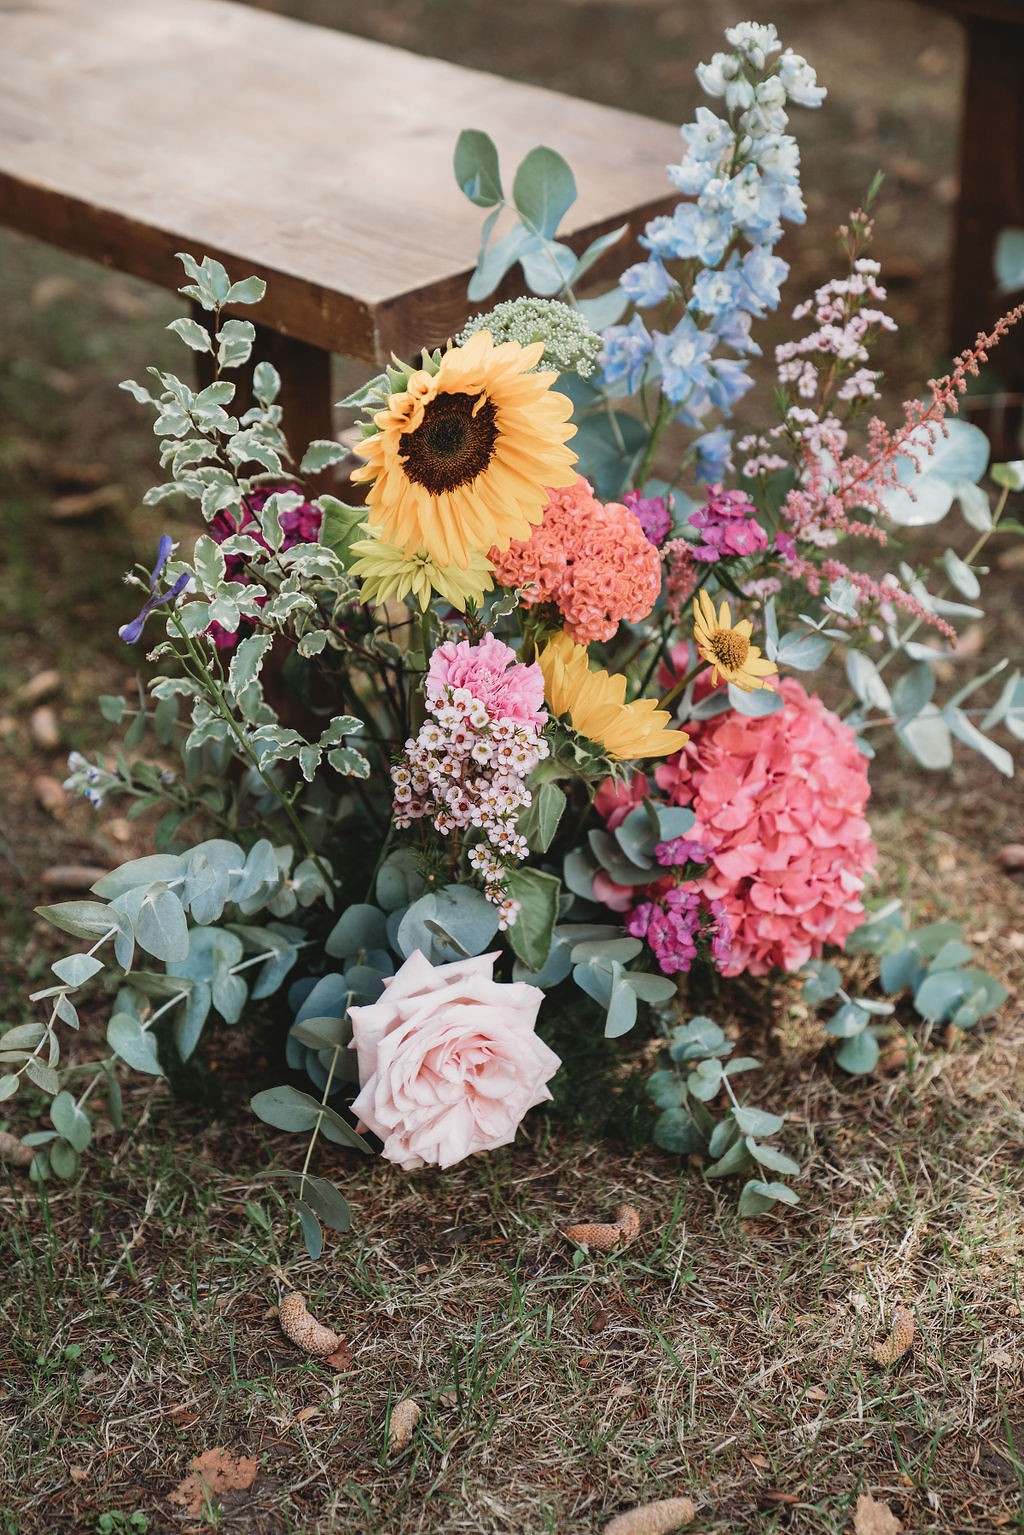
349;950;560;1170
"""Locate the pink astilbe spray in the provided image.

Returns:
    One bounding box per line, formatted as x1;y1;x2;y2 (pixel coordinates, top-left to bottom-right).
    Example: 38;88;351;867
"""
775;280;1024;638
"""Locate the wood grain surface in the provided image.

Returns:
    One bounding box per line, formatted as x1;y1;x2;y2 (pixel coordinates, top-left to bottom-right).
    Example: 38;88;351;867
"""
0;0;681;360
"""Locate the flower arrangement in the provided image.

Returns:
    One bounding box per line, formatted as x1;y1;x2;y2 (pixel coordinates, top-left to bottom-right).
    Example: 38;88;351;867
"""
7;21;1021;1248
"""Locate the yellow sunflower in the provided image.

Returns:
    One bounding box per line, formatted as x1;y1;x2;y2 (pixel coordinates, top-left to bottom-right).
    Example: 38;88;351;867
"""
692;589;778;691
539;632;690;762
350;331;577;572
348;529;493;612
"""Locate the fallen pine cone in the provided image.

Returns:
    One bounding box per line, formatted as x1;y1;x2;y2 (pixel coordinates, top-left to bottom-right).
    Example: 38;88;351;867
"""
564;1203;641;1252
278;1292;342;1356
0;1130;35;1168
604;1496;696;1534
873;1305;916;1367
387;1397;422;1452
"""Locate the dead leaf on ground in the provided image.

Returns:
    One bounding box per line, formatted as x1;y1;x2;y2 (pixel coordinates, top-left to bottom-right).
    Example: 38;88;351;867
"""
50;459;110;490
15;670;61;707
33;777;67;818
100;279;153;319
40;865;110;891
31;274;79;308
873;1305;916;1367
49;485;124;521
853;1492;903;1534
0;1131;35;1168
168;1447;259;1516
323;1338;354;1371
603;1496;696;1534
30;707;60;749
564;1202;642;1252
387;1397;422;1452
278;1291;342;1356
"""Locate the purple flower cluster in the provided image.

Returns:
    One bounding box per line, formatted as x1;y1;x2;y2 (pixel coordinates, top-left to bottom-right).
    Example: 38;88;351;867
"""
655;836;709;867
392;686;549;929
688;484;769;563
208;486;323;649
622;489;673;547
627;888;731;975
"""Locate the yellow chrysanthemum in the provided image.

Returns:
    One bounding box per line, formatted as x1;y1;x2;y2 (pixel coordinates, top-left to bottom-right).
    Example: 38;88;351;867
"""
692;589;778;691
350;330;577;571
539;632;690;762
349;529;493;612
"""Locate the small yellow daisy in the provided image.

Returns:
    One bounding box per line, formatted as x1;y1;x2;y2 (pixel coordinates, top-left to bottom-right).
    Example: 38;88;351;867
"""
692;589;778;691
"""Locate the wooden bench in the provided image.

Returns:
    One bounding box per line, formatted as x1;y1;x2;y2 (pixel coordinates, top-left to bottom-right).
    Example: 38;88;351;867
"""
921;0;1024;437
0;0;680;457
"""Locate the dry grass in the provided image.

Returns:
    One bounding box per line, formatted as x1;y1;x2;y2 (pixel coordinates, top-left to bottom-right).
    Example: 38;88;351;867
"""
2;835;1022;1534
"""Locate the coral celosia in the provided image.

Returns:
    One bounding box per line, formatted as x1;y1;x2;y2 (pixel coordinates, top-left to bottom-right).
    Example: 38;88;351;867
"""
654;678;876;975
490;476;661;644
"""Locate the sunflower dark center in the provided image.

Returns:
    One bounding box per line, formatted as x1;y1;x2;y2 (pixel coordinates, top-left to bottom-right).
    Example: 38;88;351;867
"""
399;392;498;494
709;628;749;671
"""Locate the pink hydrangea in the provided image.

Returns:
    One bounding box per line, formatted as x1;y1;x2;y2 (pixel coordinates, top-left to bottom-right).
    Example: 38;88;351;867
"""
688;484;769;563
489;476;661;644
425;633;546;729
654;678;876;976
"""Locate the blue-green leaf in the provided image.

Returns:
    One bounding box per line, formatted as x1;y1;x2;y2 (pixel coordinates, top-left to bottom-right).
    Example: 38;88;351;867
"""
512;145;577;238
454;129;504;208
107;1014;163;1076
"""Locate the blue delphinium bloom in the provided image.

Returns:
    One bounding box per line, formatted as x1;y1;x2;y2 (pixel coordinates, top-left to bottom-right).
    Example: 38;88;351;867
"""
119;535;191;644
652;315;718;407
691;264;744;319
737;247;790;316
693;427;735;485
711;308;761;357
598;21;825;427
599;313;654;393
620;259;675;308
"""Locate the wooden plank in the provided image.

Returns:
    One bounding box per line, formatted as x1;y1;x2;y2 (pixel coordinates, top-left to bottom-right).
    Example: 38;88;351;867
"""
0;0;680;362
919;0;1023;25
949;18;1024;348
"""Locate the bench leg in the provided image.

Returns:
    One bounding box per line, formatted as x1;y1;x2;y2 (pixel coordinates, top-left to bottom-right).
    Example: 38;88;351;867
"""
950;17;1024;454
192;308;337;484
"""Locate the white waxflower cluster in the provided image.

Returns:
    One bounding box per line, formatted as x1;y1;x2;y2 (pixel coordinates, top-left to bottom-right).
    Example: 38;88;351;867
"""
776;257;896;402
391;687;549;928
459;298;602;378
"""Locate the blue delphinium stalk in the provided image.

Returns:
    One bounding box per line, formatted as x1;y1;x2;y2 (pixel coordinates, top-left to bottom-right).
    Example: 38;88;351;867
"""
598;20;826;474
119;535;191;644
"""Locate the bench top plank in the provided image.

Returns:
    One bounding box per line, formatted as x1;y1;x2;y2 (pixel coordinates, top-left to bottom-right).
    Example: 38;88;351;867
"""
0;0;681;360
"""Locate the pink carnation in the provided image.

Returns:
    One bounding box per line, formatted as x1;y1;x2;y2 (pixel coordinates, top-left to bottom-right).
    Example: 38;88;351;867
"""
425;632;546;729
654;679;876;976
490;476;661;644
688;484;769;564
